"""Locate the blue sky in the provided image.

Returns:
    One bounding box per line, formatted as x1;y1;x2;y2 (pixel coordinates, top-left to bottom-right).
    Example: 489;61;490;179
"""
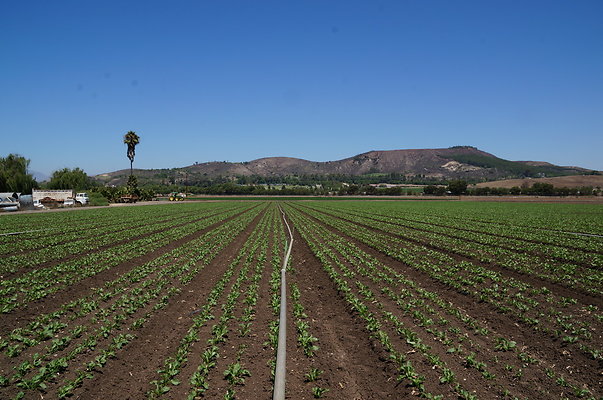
2;0;602;177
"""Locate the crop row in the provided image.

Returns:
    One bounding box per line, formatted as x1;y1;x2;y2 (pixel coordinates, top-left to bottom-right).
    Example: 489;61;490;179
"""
284;204;599;399
0;204;235;275
306;203;602;295
0;204;265;399
149;204;281;399
365;201;603;235
319;202;602;266
0;203;255;313
293;203;603;361
331;201;603;253
0;205;204;257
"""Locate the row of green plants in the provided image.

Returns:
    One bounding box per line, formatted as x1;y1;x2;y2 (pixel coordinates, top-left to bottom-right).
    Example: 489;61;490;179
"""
297;203;602;360
310;203;602;295
278;204;329;398
0;205;217;275
0;204;209;258
0;204;252;313
152;204;276;399
285;204;598;399
339;202;602;253
0;204;264;399
321;201;602;266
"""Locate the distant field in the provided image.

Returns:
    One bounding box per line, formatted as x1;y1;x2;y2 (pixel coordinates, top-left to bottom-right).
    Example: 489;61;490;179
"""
474;174;603;188
1;201;601;399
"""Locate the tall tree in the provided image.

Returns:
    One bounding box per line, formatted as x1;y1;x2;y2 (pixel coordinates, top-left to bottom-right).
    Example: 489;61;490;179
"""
123;131;140;176
0;154;38;194
47;168;93;190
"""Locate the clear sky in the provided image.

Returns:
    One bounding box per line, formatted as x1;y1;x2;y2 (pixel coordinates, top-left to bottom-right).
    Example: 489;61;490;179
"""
2;0;602;178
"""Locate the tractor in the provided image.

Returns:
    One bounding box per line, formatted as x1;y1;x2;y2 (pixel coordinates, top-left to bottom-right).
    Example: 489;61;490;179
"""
169;192;185;201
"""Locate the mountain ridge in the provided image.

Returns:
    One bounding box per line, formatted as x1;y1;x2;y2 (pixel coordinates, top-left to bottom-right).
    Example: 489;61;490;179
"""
95;146;597;186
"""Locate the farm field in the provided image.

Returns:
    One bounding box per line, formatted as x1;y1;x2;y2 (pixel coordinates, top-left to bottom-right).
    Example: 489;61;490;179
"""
0;200;602;399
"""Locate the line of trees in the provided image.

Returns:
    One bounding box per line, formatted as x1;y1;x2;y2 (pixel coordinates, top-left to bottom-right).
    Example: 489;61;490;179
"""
423;180;468;196
466;183;600;196
0;154;102;194
424;181;600;196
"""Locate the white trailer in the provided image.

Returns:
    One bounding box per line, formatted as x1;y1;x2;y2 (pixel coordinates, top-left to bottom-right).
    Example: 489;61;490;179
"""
32;189;74;208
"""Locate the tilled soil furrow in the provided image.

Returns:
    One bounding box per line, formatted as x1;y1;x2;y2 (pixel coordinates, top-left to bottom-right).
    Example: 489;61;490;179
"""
286;219;407;399
73;207;266;399
289;204;603;396
169;207;274;400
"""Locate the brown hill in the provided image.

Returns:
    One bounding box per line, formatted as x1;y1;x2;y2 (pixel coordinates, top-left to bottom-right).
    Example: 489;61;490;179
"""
94;146;596;186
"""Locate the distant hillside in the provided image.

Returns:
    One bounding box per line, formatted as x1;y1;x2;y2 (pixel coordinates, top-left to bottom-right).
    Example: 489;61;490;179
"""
474;175;603;189
94;146;596;186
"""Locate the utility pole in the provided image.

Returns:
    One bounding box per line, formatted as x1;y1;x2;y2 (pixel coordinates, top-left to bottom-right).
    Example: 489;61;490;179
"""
185;172;188;197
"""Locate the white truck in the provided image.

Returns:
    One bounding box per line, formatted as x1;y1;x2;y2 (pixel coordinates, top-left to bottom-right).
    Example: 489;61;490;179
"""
75;193;89;205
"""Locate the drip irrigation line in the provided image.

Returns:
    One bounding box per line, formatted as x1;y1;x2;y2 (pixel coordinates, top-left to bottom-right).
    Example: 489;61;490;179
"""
0;229;48;237
273;205;293;400
562;231;603;238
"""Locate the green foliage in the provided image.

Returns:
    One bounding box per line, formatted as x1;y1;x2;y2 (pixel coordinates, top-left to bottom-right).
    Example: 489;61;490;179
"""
126;174;140;196
123;131;140;170
495;337;517;351
0;154;38;194
448;153;578;178
531;182;555;195
47;167;95;190
88;192;109;206
305;368;323;382
423;185;447;195
447;180;468;195
91;185;154;203
311;386;329;398
466;183;598;197
223;362;250;385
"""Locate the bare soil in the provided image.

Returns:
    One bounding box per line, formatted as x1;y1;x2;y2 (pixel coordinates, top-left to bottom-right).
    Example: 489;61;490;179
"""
1;202;601;400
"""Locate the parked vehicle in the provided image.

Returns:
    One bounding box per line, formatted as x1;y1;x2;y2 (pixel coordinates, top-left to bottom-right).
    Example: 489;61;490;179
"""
76;193;89;205
0;195;20;211
169;192;185;201
33;190;74;208
118;195;138;203
31;190;89;208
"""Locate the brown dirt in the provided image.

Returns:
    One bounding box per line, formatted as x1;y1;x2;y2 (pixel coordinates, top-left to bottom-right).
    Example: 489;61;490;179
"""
287;204;603;398
473;174;603;189
74;207;267;399
285;225;405;399
2;201;601;400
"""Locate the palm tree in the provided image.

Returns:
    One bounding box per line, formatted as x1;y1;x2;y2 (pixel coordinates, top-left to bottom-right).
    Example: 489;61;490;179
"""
123;131;140;176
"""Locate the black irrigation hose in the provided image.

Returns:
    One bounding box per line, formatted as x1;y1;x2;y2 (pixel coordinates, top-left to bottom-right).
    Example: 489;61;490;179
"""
273;206;293;400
